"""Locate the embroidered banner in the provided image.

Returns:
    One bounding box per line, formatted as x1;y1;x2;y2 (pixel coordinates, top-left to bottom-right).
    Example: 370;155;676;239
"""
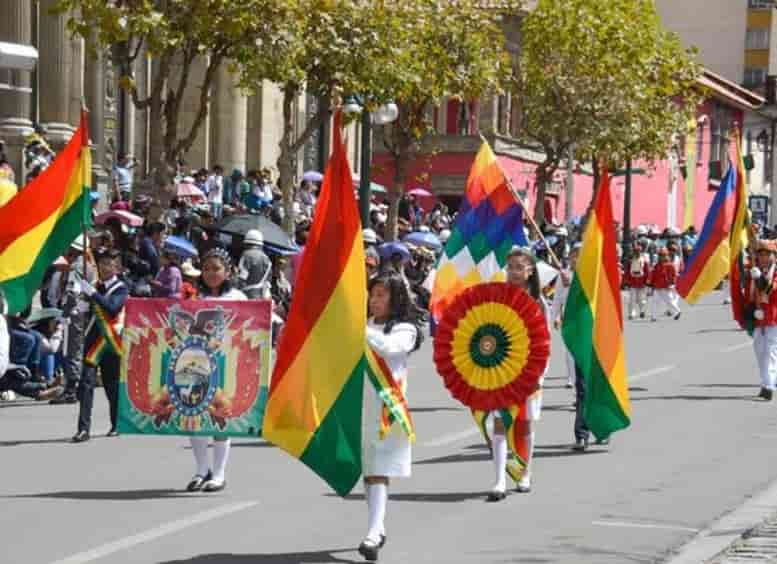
118;298;272;437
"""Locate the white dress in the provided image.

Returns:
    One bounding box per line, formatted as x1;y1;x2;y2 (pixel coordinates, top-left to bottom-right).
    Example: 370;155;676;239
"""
362;320;417;478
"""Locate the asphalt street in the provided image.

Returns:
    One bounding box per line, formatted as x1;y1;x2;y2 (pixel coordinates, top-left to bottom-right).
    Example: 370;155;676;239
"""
2;291;777;564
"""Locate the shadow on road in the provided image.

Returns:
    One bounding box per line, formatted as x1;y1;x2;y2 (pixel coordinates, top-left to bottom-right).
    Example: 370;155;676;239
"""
416;452;490;465
326;491;487;503
158;549;359;564
694;328;743;334
689;383;758;389
5;489;192;500
229;441;275;448
0;437;70;446
631;394;756;402
409;406;463;413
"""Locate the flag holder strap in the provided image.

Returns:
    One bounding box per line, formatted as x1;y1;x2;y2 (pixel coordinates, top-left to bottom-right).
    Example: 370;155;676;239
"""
479;134;563;270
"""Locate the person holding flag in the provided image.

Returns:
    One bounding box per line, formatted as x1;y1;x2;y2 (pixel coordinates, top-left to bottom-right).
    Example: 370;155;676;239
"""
73;247;127;442
742;240;777;401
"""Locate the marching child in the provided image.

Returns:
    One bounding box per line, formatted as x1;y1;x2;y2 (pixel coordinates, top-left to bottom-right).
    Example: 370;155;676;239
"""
185;248;246;493
359;272;422;562
624;242;650;320
551;244;580;388
73;248;128;442
648;248;681;321
487;247;549;502
745;241;777;401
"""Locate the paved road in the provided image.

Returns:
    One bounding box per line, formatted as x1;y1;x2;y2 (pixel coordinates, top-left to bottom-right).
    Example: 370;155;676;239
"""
3;292;777;564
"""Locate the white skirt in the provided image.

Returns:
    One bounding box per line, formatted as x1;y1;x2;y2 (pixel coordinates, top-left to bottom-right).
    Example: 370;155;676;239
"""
362;379;411;478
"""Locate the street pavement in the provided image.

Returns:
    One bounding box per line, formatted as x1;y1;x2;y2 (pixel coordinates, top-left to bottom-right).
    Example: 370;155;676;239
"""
3;291;777;564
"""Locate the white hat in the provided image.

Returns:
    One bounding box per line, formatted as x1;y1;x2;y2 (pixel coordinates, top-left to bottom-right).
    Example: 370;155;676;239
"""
556;227;568;237
70;234;86;252
181;260;201;278
635;225;648;236
439;229;451;243
362;228;378;245
244;229;263;246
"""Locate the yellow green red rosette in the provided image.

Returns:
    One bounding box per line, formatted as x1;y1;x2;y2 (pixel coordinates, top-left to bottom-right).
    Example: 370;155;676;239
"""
433;282;550;411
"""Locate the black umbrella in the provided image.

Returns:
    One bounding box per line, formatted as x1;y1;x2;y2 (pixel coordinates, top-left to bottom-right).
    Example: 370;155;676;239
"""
215;214;298;254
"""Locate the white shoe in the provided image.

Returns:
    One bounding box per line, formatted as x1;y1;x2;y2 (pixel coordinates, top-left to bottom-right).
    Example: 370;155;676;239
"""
1;390;16;401
516;475;531;493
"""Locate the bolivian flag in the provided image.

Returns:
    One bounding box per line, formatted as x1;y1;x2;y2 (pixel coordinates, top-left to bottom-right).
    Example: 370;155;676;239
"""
0;111;92;315
562;169;631;440
263;113;413;496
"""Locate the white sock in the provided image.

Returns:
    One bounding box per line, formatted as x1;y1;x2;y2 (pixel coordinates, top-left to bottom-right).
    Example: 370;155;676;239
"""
492;434;507;492
211;439;231;483
190;437;210;477
520;431;535;486
366;483;387;543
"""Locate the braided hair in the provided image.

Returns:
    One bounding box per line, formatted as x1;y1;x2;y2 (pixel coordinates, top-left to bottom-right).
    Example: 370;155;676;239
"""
368;272;424;352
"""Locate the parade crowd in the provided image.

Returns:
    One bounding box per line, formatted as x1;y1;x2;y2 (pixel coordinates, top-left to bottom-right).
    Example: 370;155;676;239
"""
3;130;776;562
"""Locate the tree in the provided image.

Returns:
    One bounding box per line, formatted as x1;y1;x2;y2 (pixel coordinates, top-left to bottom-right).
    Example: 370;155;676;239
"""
241;0;403;234
379;1;517;240
516;0;702;223
55;0;282;190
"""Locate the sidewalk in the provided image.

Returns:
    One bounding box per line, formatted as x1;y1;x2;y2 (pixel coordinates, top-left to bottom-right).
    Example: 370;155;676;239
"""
665;479;777;563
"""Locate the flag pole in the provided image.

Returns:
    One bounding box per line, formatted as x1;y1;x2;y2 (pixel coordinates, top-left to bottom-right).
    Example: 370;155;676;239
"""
81;99;90;283
479;134;564;270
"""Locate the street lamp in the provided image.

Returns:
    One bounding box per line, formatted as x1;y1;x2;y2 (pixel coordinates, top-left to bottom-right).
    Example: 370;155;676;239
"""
343;96;399;226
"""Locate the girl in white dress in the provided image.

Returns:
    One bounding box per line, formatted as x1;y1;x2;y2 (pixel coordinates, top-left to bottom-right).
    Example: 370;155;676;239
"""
359;272;422;562
488;246;549;501
185;248;247;493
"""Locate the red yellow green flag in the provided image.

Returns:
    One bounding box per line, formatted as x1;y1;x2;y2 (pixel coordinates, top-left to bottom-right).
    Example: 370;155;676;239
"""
561;169;631;440
262;113;413;496
0;111;92;314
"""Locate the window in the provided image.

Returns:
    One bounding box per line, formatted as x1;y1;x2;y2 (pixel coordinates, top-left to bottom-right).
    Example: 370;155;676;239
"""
746;28;770;50
744;67;768;88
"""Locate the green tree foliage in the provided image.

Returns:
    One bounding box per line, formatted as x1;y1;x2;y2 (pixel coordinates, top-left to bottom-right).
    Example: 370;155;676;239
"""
240;0;403;233
517;0;702;223
379;1;518;240
55;0;282;188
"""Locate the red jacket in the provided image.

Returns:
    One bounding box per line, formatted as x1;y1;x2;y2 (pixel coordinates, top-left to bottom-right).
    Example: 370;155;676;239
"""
649;261;676;289
625;256;650;288
744;271;777;328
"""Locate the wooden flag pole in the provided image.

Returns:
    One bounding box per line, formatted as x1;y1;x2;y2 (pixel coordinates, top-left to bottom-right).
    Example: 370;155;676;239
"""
478;134;564;270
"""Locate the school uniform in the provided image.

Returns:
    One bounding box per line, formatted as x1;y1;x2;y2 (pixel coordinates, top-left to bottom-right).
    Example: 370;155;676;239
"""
649;261;681;320
625;254;650;319
551;272;575;386
745;266;777;395
76;276;128;436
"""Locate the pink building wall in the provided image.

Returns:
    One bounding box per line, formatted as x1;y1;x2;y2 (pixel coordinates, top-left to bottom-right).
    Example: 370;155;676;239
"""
372;102;740;231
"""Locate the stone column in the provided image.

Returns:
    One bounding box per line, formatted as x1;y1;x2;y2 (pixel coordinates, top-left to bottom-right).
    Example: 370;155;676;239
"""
245;79;284;172
38;0;74;146
210;64;247;173
0;0;34;180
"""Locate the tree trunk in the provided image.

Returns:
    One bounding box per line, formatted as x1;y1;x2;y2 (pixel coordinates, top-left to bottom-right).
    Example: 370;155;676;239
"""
279;88;297;235
148;95;172;197
386;145;411;242
534;165;549;226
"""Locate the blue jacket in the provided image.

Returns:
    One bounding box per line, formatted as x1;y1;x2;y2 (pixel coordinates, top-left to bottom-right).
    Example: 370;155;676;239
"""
84;277;128;359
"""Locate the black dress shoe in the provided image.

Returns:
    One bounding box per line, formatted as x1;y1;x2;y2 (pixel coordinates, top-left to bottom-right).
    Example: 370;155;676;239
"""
765;389;774;402
106;428;119;437
379;534;386;548
486;489;506;502
515;483;532;494
573;438;588;452
71;431;90;443
759;387;770;399
50;394;77;405
186;472;212;492
202;478;226;493
358;539;380;562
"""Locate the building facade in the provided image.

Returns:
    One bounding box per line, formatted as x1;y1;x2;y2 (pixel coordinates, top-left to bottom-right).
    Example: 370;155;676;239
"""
0;1;339;205
654;0;747;84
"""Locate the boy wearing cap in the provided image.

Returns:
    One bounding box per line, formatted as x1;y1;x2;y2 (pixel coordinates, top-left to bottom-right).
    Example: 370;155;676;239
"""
72;248;128;442
624;242;650;320
648;248;681;321
745;241;777;401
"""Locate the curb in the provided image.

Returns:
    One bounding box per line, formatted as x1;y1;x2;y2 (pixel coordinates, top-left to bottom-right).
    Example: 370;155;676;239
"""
664;479;777;564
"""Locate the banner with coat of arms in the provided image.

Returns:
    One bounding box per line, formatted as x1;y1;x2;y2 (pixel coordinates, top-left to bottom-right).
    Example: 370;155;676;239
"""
117;298;272;437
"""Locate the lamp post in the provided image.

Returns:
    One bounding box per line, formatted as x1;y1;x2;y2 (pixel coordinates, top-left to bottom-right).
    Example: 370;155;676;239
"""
343;96;398;226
